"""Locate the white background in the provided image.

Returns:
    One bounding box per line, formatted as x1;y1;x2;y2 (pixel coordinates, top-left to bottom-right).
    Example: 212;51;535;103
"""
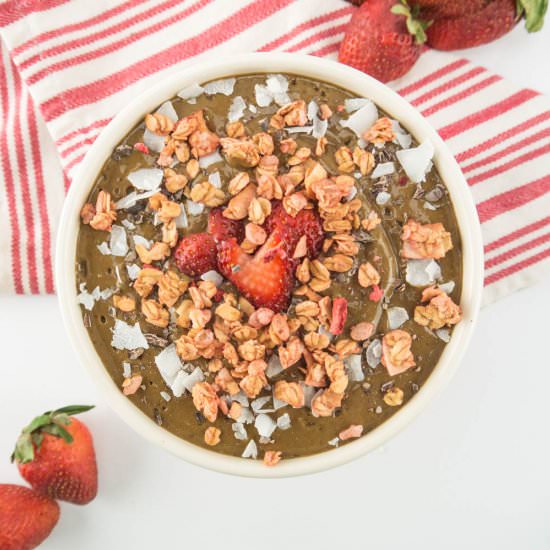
1;22;550;550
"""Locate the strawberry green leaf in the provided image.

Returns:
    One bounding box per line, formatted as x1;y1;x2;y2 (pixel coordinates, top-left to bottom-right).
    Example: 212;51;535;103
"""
517;0;548;31
42;424;74;444
23;414;54;434
32;432;44;451
50;405;95;416
11;404;94;463
11;433;34;464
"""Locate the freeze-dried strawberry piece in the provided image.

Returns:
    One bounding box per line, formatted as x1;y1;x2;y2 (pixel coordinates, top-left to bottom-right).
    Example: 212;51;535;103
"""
329;297;348;335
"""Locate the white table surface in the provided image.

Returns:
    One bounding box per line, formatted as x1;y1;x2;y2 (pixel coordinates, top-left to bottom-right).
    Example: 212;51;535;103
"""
1;22;549;550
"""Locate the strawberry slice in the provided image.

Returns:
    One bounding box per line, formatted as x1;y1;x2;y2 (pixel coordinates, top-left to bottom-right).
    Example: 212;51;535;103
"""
217;230;293;312
174;232;218;277
208;207;244;244
264;201;324;260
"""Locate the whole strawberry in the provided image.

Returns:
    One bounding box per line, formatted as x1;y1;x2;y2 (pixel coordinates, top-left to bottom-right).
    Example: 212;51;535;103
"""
12;405;97;505
410;0;489;18
426;0;518;50
0;484;60;550
338;0;428;82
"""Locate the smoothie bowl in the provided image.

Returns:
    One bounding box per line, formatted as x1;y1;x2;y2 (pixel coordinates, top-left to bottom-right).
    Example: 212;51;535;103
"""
56;53;483;477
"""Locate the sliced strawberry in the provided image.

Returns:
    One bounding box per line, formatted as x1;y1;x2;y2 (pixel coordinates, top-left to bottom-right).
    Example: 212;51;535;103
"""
208;207;244;244
217;231;293;312
174;232;218;277
264;201;324;260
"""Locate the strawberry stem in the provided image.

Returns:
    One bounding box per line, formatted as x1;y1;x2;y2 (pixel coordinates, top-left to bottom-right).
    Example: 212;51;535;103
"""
11;405;94;464
391;0;430;44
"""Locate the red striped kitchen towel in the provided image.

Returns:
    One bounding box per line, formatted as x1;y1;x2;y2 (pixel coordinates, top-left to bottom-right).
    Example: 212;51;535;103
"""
0;0;548;304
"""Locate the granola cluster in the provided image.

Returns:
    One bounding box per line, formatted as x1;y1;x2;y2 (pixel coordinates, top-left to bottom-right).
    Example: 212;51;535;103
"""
79;75;463;465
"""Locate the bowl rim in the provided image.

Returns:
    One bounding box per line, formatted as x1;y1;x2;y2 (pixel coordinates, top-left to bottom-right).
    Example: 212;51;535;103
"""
56;52;484;478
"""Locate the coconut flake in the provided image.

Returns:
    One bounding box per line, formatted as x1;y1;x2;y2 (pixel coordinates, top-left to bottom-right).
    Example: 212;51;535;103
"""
127;264;141;280
237;406;255;425
312;116;328;139
254;84;273;107
307;100;319;121
266;354;283;378
436;328;451;343
143;130;165;154
200;270;223;287
177;83;204;100
254;74;292;107
425;260;441;281
242;439;258;459
186;200;204;215
328;437;340;447
424;202;438;211
439;281;455;294
251;396;272;413
174;205;188;229
122;362;132;378
77;285;97;311
371;162;395;178
344;98;372;113
231;391;250;407
266;74;290;99
133;234;152;249
155;344;183;387
387;307;409;329
255;414;276;438
115;189;158;210
275;413;290;431
375;191;392;206
208;171;222;189
391;120;412;149
347;186;358;202
249;104;257;114
272;396;287;411
319;325;334;342
366;339;382;368
170;372;189;397
232;422;248;440
340;101;378;137
109;225;128;257
156;101;177;122
114;265;123;286
181;367;205;395
99;287;115;300
121;218;136;230
97;242;111;255
160;391;171;402
172;367;204;397
204;78;236;96
198;150;222;169
406;259;441;287
396;140;434;183
127;168;163;191
286;125;314;135
345;354;364;382
228;95;246;122
112;320;149;351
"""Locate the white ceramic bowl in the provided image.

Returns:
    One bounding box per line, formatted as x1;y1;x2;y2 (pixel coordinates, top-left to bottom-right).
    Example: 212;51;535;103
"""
56;53;484;478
